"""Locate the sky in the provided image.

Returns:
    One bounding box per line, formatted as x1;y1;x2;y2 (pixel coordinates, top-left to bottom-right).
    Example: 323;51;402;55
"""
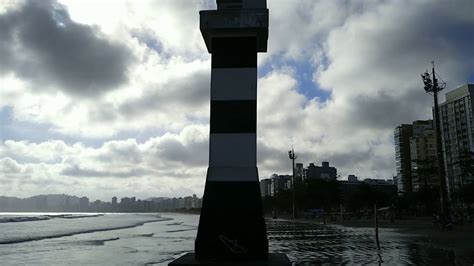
1;0;473;201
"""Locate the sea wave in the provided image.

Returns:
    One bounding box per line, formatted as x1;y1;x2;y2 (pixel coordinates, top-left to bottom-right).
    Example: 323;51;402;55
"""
0;216;51;223
134;233;154;237
166;222;183;226
0;214;105;224
79;237;120;246
0;217;172;245
165;227;197;233
46;214;105;219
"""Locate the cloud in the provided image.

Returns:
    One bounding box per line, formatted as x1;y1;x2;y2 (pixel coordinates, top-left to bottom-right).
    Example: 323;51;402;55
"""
319;0;474;97
0;0;134;97
117;68;210;119
0;1;209;139
60;165;151;178
256;0;474;180
0;157;23;176
0;125;208;200
1;0;473;199
0;57;210;138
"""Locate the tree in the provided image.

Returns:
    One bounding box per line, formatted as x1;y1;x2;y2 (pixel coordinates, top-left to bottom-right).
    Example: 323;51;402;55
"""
411;158;440;215
456;150;474;210
411;158;438;189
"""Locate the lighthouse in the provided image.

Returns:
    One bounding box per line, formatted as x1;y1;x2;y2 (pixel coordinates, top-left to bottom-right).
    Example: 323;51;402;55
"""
195;0;269;260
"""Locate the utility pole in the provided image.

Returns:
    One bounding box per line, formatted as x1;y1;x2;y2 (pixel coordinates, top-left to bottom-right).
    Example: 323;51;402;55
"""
421;61;450;223
288;148;297;219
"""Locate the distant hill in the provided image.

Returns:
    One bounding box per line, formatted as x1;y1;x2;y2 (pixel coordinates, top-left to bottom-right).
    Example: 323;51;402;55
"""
0;194;84;212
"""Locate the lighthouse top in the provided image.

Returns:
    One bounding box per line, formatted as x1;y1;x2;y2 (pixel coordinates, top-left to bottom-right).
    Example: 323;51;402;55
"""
200;0;268;53
217;0;266;10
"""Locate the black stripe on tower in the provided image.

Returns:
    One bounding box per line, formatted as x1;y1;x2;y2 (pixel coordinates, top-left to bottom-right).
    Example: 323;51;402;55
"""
212;37;257;68
210;100;256;133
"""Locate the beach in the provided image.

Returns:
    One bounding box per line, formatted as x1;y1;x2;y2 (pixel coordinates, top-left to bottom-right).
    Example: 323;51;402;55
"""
1;212;473;265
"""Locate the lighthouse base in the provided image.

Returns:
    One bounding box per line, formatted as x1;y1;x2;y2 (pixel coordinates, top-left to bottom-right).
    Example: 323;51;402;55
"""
169;253;291;265
195;178;268;260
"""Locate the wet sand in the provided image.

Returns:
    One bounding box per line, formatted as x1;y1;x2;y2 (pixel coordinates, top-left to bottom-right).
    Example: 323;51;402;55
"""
276;217;474;264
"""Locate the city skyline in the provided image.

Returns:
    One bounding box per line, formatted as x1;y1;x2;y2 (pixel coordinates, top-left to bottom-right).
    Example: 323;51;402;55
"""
1;0;474;201
0;193;202;212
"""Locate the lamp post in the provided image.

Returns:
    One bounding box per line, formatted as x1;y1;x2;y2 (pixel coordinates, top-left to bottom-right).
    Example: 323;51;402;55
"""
288;148;297;219
420;61;450;222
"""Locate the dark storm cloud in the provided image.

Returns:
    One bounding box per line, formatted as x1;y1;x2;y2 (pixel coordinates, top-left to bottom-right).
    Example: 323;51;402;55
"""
0;0;134;96
149;136;209;167
61;165;150;178
348;88;432;129
118;70;210;117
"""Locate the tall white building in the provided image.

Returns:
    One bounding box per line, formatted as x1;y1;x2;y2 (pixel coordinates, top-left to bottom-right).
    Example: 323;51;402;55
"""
438;84;474;195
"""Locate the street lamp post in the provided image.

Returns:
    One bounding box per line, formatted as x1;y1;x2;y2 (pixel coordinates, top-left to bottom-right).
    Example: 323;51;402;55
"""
288;148;297;219
421;61;450;223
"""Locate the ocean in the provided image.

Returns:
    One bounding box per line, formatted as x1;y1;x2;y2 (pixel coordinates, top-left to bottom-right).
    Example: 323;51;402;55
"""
0;213;469;265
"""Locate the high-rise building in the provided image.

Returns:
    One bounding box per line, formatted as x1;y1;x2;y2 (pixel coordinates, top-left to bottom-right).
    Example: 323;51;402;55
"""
270;174;292;196
410;120;438;191
303;162;337;181
438;84;474;195
79;197;89;212
295;163;304;183
259;178;272;197
347;174;358;182
394;124;413;193
111;196;117;205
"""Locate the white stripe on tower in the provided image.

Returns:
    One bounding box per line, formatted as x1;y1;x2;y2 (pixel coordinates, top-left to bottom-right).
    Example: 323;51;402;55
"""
211;68;257;100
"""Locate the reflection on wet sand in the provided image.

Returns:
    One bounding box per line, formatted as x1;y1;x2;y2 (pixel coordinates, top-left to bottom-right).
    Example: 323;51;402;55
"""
266;219;472;265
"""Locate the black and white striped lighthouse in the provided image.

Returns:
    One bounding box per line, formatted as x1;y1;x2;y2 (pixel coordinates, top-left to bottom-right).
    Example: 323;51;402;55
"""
195;0;269;260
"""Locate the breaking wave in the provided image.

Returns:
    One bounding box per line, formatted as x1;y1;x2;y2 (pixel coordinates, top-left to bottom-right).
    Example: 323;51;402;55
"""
0;217;172;245
0;214;104;224
79;237;120;246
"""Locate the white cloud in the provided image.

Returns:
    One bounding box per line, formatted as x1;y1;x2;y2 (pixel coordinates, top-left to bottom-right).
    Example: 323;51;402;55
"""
0;125;208;200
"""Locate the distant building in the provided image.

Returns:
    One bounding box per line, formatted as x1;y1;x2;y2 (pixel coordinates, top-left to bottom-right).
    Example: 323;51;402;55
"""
191;194;202;208
0;194;202;213
295;163;304;183
347;174;358;182
270;174;292;196
79;197;89;211
439;84;474;195
392;176;398;188
410;120;438;191
259;178;272;197
120;197;130;212
363;178;393;185
395;120;439;193
394;124;413;193
304;162;337;181
112;196;117;205
339;179;398;201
